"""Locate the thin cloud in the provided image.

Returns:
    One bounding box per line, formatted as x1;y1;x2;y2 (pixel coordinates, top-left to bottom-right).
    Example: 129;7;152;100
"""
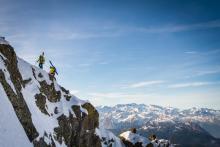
184;51;197;54
135;20;220;33
126;80;165;88
48;29;121;40
78;63;92;67
197;69;220;76
47;20;220;41
89;92;151;99
99;61;109;65
169;82;218;88
185;68;220;79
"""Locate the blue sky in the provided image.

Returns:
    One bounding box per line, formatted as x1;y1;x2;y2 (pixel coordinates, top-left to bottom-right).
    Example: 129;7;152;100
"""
1;0;220;109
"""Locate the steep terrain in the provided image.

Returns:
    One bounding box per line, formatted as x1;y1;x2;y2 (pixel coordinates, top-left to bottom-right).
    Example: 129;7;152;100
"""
0;38;123;147
0;83;32;147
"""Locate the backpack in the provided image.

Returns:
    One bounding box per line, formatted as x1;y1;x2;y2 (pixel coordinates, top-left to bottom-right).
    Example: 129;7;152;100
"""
39;55;45;63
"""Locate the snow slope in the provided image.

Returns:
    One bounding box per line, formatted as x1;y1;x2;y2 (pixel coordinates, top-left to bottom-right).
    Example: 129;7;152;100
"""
0;84;32;147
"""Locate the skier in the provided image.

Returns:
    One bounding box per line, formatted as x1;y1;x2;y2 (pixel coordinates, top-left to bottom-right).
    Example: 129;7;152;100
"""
37;52;45;69
49;60;58;79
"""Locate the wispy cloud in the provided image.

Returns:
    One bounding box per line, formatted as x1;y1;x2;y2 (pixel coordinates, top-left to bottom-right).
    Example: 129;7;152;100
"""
185;68;220;79
184;51;197;54
89;92;151;99
168;82;218;88
47;28;121;40
124;80;165;88
99;61;109;65
46;20;220;41
78;63;92;67
134;20;220;33
196;69;220;76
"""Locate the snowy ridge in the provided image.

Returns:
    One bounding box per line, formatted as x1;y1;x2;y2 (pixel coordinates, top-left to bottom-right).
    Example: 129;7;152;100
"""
0;42;123;147
17;58;88;146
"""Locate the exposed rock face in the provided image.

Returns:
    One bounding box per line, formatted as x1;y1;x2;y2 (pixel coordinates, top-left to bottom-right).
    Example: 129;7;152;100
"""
0;43;102;146
0;44;39;141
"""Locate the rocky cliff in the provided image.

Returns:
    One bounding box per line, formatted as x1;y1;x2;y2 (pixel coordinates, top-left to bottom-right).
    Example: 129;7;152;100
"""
0;39;123;147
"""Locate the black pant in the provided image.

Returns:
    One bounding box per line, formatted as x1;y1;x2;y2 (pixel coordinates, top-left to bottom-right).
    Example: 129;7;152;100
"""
39;63;43;69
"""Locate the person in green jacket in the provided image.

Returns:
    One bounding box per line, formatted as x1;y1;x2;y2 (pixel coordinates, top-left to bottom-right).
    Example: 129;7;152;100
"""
37;52;45;69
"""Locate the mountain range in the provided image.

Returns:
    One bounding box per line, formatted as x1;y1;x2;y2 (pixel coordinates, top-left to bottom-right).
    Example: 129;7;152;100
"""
97;103;220;146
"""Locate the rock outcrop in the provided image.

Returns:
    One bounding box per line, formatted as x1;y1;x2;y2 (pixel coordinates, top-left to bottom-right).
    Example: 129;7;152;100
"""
119;130;173;147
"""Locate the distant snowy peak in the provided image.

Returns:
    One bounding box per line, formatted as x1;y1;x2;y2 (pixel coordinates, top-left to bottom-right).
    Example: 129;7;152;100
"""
97;104;220;146
97;103;220;125
97;103;220;141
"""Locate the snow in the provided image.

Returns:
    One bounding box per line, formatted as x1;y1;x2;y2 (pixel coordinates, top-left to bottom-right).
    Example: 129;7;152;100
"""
119;131;150;146
95;128;124;147
0;84;32;147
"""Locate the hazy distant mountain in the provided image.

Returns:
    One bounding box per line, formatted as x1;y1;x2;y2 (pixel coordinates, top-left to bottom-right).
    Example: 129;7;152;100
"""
97;103;220;146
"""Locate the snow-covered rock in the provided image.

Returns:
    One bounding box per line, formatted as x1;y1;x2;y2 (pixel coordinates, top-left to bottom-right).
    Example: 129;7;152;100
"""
119;131;173;147
120;131;150;146
96;128;124;147
0;40;122;147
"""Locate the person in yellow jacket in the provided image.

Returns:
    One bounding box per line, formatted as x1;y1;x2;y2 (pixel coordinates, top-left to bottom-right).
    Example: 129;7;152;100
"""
49;60;58;80
49;66;55;75
37;52;45;69
49;66;57;79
